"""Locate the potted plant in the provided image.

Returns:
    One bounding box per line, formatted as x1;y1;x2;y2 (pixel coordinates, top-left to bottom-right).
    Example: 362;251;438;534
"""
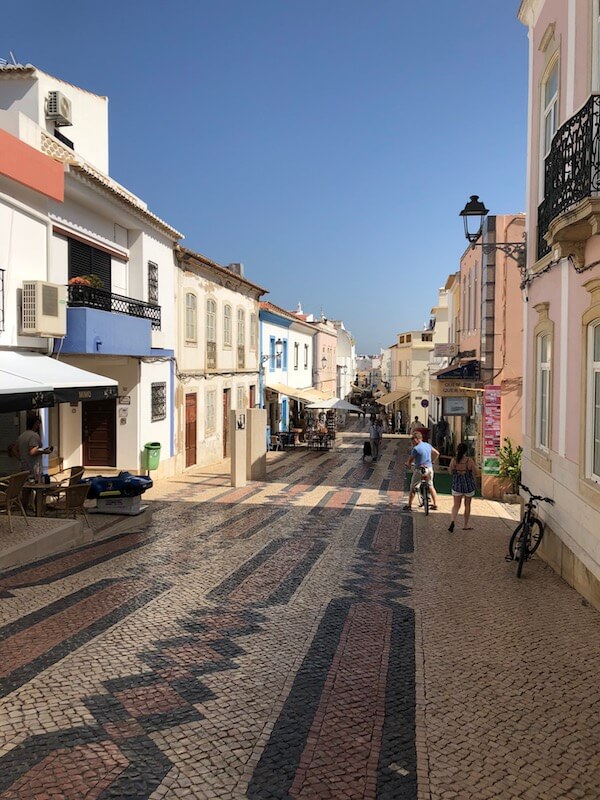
498;437;523;504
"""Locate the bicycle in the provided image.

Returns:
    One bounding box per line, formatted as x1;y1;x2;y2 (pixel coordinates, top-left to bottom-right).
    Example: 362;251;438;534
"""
506;482;554;578
415;466;431;516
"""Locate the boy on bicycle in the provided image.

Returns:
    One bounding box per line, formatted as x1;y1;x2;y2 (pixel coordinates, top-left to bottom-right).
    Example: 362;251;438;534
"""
403;431;440;511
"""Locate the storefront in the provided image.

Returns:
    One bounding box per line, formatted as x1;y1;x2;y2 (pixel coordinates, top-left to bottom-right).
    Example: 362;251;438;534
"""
430;361;482;460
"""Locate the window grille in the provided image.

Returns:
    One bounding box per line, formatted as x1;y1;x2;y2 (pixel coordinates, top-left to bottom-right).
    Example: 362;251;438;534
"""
151;382;167;422
148;261;159;304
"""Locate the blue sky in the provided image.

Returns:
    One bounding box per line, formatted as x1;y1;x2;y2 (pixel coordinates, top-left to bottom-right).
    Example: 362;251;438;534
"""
3;1;527;354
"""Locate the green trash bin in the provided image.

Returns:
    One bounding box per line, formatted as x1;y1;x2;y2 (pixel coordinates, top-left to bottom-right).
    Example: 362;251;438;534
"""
144;441;161;471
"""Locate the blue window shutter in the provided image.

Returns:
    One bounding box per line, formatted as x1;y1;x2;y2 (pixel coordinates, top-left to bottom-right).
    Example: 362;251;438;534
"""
270;337;275;371
282;340;288;370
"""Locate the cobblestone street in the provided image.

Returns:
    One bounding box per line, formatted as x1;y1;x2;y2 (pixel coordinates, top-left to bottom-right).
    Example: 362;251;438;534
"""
0;423;599;799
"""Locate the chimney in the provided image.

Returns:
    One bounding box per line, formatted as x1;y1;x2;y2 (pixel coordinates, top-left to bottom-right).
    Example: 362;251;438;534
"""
227;262;244;277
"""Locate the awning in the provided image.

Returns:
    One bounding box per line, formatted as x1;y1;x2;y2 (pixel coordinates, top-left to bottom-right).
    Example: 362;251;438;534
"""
376;390;409;407
0;371;55;412
0;352;118;406
434;360;480;380
265;381;329;404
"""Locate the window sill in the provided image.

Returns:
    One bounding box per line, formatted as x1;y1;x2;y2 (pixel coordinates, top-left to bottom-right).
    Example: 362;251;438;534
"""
578;477;600;512
531;448;552;473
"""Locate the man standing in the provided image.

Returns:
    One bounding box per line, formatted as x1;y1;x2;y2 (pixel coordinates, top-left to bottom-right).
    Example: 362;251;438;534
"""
17;415;52;478
403;431;439;511
409;415;424;434
369;418;383;462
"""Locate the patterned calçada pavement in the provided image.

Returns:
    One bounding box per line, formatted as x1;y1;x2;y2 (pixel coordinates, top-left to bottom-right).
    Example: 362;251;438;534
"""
1;423;599;799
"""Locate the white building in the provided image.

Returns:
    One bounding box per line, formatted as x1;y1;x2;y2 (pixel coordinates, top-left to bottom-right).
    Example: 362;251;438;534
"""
174;247;266;469
0;64;181;477
332;320;356;399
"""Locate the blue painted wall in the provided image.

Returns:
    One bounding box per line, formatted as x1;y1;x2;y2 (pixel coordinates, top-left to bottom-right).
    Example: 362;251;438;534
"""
58;308;157;357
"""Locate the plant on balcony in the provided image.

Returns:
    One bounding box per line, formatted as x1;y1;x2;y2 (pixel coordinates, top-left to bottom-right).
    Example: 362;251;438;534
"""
68;274;104;288
498;437;522;498
68;276;92;287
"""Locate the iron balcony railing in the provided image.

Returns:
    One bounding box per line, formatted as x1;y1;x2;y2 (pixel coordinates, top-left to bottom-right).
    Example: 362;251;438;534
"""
67;284;161;330
537;94;600;260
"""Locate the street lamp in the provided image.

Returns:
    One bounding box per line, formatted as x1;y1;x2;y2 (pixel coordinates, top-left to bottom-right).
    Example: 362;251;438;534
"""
459;195;527;281
261;338;283;364
321;355;327;369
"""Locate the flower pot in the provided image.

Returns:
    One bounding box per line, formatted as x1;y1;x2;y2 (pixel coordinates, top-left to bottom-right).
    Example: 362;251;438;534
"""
503;492;520;504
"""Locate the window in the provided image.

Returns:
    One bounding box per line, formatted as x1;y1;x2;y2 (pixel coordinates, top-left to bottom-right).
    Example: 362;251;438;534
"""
151;382;167;422
587;322;600;482
282;339;288;370
68;238;111;291
237;309;245;369
206;299;217;369
406;334;412;343
304;344;309;369
237;385;245;410
421;333;432;342
294;342;299;369
185;293;197;342
206;390;216;432
536;333;551;450
148;261;158;304
250;313;257;351
543;59;559;156
224;305;232;347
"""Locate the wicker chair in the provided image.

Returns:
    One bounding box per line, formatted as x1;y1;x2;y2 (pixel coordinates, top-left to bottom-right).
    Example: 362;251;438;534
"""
52;466;85;488
45;482;91;528
0;471;30;533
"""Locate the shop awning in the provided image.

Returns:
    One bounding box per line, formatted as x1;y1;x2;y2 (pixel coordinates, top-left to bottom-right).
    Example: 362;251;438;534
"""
434;360;480;380
0;352;118;405
265;381;329;404
376;390;409;406
0;371;55;412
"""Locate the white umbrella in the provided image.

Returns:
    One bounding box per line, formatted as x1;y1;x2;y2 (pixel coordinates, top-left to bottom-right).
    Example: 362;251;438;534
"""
305;397;363;412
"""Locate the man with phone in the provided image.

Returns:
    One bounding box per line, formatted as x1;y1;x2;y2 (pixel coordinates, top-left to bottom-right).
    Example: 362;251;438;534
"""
17;414;53;478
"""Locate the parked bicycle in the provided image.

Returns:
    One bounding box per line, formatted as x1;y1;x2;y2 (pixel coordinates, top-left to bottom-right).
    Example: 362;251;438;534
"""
415;466;432;516
506;483;554;578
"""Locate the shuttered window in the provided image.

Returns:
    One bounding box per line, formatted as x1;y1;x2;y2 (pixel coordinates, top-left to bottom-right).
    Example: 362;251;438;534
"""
68;238;111;290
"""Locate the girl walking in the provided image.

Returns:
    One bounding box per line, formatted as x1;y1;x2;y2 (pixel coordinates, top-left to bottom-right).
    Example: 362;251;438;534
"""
448;443;479;532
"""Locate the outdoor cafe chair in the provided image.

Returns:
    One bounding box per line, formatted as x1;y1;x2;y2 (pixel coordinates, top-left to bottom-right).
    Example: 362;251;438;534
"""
52;465;85;487
45;482;92;528
0;470;30;533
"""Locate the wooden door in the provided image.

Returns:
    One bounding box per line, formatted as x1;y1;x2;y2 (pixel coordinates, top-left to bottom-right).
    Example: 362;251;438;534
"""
185;393;197;468
222;389;230;458
82;399;116;466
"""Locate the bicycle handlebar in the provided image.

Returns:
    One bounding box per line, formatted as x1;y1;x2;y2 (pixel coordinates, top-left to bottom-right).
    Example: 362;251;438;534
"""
518;483;555;504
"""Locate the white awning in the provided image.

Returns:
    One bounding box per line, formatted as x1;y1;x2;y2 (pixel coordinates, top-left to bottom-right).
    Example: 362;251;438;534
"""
0;352;118;406
265;380;329;404
376;390;409;406
0;368;55;412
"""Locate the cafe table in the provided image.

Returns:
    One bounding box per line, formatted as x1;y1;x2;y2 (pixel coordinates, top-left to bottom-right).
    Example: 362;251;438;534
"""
26;480;61;517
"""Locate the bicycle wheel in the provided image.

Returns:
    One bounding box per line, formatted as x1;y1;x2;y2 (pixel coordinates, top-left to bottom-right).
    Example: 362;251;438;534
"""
526;518;545;556
516;523;530;578
423;484;430;516
508;522;524;560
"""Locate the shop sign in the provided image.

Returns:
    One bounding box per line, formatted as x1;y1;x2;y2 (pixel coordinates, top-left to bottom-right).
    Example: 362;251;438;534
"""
430;381;479;398
482;385;502;474
444;396;468;415
434;343;458;358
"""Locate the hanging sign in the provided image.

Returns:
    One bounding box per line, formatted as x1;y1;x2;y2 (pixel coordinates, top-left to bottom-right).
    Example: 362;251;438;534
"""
482;385;502;475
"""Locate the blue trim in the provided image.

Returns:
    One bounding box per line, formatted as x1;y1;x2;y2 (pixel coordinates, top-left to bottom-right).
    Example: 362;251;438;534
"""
282;339;288;371
269;336;276;372
170;358;175;457
259;309;293;328
281;398;288;431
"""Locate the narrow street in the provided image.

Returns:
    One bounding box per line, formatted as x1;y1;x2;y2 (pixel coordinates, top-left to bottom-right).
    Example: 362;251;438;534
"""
0;421;598;799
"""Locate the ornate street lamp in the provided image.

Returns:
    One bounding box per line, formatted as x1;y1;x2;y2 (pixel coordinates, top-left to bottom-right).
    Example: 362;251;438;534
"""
459;195;527;281
321;355;327;369
261;338;283;364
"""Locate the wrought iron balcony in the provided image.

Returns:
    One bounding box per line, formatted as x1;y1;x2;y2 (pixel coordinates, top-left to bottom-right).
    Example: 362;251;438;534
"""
537;94;600;260
67;284;161;330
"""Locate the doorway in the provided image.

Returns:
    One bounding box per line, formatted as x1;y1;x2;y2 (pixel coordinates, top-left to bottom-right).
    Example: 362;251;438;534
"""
82;398;116;466
185;393;197;468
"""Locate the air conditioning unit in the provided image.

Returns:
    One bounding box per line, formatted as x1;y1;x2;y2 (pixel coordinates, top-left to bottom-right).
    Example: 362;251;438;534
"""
21;281;67;337
46;90;73;127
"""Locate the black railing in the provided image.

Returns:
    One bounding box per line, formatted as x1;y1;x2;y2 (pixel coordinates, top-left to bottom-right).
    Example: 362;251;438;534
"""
67;284;161;330
537;94;600;259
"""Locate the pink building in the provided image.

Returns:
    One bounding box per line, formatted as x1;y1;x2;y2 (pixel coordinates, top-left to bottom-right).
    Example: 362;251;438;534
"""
519;0;600;608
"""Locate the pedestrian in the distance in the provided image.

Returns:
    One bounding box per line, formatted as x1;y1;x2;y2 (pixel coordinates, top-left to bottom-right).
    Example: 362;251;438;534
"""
448;443;479;532
369;418;383;462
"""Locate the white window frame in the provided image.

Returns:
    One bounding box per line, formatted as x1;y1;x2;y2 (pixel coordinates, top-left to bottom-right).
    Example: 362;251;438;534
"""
586;321;600;483
536;333;551;452
237;308;246;347
206;389;216;433
206;299;216;344
185;292;197;343
542;58;559;158
223;304;232;348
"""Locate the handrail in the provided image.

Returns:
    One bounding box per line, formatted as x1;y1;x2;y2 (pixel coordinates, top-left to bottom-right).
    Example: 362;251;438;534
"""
67;284;161;330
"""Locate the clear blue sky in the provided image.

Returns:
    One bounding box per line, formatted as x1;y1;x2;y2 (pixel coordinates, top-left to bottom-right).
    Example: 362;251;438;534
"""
3;1;527;354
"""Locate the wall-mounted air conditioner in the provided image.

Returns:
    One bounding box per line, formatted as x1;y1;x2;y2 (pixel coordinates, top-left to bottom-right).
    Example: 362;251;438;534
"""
46;90;73;127
21;281;67;337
